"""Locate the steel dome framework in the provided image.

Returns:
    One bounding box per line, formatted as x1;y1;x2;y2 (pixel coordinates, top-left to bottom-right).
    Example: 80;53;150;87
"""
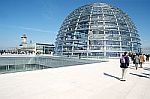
55;3;141;57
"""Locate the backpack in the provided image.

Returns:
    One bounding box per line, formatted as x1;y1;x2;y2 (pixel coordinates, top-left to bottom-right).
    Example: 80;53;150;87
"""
120;56;125;63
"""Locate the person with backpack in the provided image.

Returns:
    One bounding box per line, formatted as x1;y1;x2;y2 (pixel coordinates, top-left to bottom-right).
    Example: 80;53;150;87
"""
120;52;129;81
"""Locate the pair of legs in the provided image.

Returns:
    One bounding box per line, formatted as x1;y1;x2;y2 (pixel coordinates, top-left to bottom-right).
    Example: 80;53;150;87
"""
139;62;143;68
135;63;138;70
121;68;127;81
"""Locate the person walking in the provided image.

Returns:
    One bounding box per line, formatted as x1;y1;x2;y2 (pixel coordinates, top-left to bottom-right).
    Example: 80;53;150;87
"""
120;52;129;81
146;54;149;62
134;54;140;70
139;53;145;68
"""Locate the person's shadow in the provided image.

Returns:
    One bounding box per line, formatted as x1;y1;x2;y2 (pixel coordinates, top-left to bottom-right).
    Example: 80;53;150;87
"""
129;73;149;79
103;73;120;80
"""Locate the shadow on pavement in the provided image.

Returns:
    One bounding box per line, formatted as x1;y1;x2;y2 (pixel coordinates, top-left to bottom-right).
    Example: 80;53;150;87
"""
129;73;149;79
103;73;120;80
143;67;150;71
142;73;150;76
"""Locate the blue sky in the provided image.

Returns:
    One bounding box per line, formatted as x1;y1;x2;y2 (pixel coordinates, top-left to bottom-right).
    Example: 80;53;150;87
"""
0;0;150;49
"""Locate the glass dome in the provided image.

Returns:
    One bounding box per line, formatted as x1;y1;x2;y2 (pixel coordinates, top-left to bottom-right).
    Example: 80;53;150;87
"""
55;3;141;57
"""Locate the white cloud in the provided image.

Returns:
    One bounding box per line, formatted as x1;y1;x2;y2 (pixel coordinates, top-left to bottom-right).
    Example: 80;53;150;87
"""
18;26;51;33
0;24;54;33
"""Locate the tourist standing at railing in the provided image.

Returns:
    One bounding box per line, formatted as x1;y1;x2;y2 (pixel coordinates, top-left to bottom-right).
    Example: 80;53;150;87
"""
120;52;129;81
78;53;81;59
0;50;4;55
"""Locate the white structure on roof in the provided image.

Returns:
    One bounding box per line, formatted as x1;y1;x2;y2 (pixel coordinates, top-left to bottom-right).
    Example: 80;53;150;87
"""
19;34;55;55
20;34;27;48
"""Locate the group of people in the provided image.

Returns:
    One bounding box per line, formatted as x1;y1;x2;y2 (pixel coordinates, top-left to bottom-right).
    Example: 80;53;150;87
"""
131;53;149;70
119;52;149;81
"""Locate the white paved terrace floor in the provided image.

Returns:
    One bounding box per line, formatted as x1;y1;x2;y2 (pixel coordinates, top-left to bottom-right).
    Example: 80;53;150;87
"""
0;59;150;99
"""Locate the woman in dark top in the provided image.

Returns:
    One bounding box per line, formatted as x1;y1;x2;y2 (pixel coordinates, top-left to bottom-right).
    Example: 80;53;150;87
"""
120;52;129;81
